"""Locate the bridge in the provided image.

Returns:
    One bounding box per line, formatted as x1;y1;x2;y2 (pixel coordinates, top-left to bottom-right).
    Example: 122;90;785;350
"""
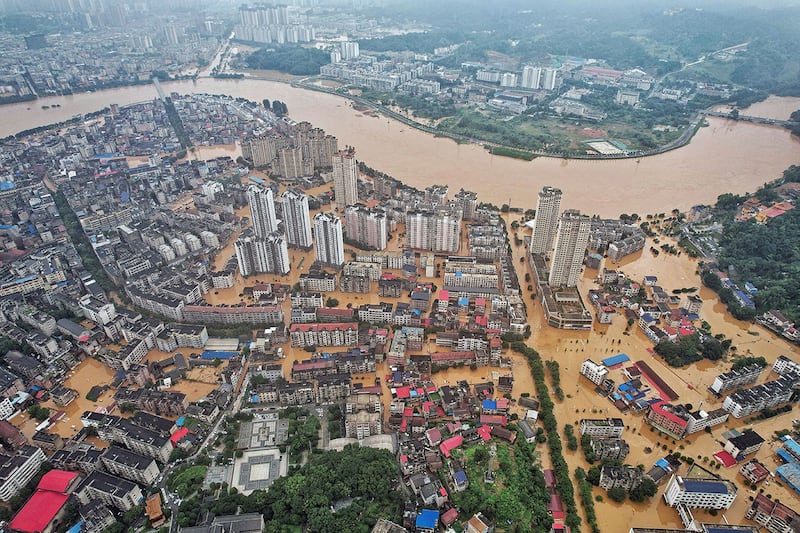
700;110;798;128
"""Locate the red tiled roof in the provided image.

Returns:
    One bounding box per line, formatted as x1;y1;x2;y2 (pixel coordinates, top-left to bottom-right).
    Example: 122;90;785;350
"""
441;508;459;526
479;414;507;426
170;426;189;444
714;450;737;468
289;322;357;332
37;469;78;492
648;401;688;429
440;435;464;458
476;425;493;442
9;490;70;533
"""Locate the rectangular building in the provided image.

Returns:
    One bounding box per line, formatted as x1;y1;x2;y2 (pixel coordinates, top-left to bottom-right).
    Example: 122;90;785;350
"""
579;418;624;438
663;474;737;509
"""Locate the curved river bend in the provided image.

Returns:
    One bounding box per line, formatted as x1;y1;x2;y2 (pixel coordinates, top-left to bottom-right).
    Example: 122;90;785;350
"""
3;79;799;217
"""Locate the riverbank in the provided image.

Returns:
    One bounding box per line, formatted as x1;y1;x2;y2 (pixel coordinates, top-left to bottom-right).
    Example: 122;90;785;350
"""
289;77;709;161
1;79;798;217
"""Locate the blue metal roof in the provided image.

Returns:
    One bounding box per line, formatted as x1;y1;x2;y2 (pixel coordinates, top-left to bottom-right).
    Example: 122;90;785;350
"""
201;350;238;359
655;458;670;468
482;399;497;410
784;438;800;459
777;449;794;463
682;480;729;494
416;509;438;529
454;470;468;484
602;353;630;367
66;520;83;533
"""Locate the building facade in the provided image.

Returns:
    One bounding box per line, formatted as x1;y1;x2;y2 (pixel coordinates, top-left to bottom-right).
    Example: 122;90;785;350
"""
548;210;591;288
281;189;313;249
314;212;345;267
246;184;278;238
332;149;359;207
529;186;562;255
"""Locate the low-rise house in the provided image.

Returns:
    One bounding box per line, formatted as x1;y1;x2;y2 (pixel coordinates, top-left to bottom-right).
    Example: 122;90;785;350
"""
740;459;770;485
724;431;765;458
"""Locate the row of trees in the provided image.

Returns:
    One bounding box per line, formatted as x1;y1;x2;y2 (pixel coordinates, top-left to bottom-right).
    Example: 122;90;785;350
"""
511;342;584;531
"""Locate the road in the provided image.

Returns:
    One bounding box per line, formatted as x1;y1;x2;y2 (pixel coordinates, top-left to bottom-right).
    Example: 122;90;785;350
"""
163;352;251;533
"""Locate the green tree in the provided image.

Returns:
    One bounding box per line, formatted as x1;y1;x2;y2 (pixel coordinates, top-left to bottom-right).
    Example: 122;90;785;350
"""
629;478;658;502
608;487;627;503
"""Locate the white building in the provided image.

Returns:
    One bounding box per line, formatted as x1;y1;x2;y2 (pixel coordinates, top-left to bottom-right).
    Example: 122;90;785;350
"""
234;232;291;276
500;72;517;87
549;210;591;288
709;363;764;395
529;186;562;255
247;184;279;237
79;296;117;325
541;67;558;90
184;233;202;252
406;209;461;253
0;446;46;502
722;374;799;418
332;149;359;208
773;355;800;376
580;359;609;385
521;66;542;89
314;212;345;267
341;40;360;59
170;238;187;257
200;231;220;248
663;474;737;509
579;418;624;438
158;244;176;262
344;204;388;250
281;189;313;249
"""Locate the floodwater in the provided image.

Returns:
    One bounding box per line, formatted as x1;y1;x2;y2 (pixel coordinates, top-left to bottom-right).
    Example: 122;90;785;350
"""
1;80;798;217
3;80;799;525
16;358;118;439
516;220;800;531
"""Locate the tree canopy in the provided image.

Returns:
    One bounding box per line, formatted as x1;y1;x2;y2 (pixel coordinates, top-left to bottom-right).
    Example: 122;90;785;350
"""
245;46;329;76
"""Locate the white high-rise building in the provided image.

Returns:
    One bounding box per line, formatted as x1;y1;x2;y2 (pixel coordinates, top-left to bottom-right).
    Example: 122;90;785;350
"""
281;189;313;249
200;231;220;248
341;41;360;60
541;67;558;91
529;186;562;255
247;184;278;237
234;232;290;276
406;209;461;253
314;212;345;267
500;72;517;87
344;204;388;250
332;149;359;207
549;210;591;288
521;66;542;89
170;238;187;257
